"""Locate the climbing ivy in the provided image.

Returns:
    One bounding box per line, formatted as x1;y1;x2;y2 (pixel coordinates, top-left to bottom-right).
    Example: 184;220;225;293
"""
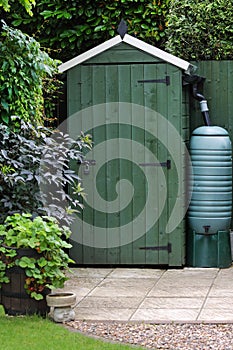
165;0;233;60
2;0;170;62
0;21;60;126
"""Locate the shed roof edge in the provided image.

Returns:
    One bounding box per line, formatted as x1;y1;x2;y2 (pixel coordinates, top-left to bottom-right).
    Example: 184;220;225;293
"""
59;35;122;73
123;34;193;74
58;34;194;74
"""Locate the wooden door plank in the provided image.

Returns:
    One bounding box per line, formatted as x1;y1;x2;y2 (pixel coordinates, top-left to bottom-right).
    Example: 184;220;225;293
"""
131;64;147;264
167;65;185;266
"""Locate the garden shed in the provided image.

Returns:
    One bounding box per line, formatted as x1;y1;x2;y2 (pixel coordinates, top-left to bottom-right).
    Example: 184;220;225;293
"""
59;30;195;266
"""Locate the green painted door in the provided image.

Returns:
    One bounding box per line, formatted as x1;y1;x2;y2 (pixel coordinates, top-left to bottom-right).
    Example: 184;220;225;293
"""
68;59;187;266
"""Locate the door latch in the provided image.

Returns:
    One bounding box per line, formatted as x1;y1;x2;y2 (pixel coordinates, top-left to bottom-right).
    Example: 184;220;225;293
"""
84;162;90;175
82;160;96;175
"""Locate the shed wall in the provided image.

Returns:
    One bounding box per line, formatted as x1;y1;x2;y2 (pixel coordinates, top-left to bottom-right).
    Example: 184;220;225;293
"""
67;43;190;266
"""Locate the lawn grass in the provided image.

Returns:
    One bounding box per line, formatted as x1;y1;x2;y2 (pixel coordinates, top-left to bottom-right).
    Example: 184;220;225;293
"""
0;306;144;350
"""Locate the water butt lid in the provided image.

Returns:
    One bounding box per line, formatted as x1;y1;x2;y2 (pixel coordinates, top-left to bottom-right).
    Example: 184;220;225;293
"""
192;126;229;137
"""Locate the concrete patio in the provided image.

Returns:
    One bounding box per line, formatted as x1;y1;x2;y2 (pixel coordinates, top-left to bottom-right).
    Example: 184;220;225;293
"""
58;266;233;323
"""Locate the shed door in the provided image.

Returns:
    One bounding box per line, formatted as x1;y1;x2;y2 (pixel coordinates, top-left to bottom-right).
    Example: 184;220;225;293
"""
68;62;184;265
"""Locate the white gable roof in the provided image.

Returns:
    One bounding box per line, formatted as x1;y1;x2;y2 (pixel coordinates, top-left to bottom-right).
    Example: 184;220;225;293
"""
59;34;194;74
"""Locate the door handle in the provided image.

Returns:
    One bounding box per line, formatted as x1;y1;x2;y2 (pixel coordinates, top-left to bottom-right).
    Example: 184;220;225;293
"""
81;160;96;175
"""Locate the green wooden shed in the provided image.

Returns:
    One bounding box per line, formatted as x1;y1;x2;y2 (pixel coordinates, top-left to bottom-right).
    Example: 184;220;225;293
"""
59;32;194;266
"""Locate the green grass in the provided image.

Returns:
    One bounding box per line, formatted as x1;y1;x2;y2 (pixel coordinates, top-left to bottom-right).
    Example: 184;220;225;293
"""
0;307;144;350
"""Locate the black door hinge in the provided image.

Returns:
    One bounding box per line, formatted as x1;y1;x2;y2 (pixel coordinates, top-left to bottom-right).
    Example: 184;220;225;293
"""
139;243;172;253
139;160;171;169
138;76;170;86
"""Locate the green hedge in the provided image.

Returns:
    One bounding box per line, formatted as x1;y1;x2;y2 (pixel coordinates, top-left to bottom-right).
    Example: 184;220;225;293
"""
0;0;35;15
165;0;233;60
1;0;170;62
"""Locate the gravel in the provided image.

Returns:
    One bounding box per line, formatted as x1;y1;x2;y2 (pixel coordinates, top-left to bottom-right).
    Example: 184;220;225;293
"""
65;321;233;349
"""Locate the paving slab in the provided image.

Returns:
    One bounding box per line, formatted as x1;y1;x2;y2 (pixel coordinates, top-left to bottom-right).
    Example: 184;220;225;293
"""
208;286;233;298
203;297;233;310
148;284;210;298
198;309;233;322
130;308;200;322
78;296;143;309
68;267;114;278
139;297;204;309
56;265;233;323
74;307;134;321
108;268;165;279
88;278;156;298
60;277;104;297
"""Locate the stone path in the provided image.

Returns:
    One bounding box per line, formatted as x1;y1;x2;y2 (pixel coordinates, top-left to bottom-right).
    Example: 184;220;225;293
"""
58;266;233;323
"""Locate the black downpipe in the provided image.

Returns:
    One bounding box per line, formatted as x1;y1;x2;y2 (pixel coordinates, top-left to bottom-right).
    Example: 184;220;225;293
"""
192;83;211;126
183;74;211;126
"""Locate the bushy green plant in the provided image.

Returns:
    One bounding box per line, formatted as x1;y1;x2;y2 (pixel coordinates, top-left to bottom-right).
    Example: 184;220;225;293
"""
0;21;60;126
0;213;73;300
165;0;233;60
2;0;170;62
0;117;92;225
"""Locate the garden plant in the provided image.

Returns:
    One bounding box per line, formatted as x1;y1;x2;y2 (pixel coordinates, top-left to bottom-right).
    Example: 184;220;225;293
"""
0;20;61;126
0;213;73;301
0;21;91;313
0;117;91;311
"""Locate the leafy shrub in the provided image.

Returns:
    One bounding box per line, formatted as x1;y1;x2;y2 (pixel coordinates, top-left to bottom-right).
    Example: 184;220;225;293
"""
0;117;92;225
0;21;60;126
165;0;233;60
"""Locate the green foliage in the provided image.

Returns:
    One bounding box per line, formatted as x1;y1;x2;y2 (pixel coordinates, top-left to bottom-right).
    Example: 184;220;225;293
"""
0;213;73;300
0;117;91;225
2;0;170;62
166;0;233;60
0;21;60;126
0;0;35;15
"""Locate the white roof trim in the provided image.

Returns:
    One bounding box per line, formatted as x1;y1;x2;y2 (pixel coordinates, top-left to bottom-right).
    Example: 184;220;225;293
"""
123;34;191;73
59;34;193;74
59;35;122;73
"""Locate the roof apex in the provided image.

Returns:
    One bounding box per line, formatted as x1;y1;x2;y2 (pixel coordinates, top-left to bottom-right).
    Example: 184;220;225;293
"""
59;34;195;74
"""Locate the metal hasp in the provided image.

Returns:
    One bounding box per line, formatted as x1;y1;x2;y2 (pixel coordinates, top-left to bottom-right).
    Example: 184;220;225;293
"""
81;160;96;175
